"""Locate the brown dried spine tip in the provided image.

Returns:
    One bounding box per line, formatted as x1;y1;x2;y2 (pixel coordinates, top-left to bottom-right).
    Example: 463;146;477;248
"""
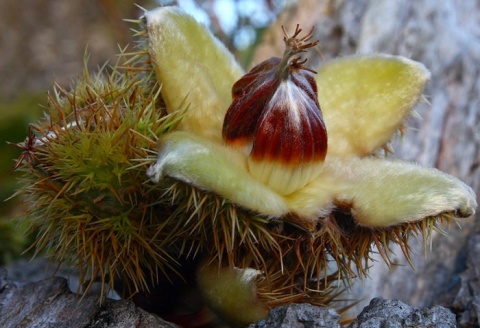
280;25;319;76
222;25;327;195
283;24;318;51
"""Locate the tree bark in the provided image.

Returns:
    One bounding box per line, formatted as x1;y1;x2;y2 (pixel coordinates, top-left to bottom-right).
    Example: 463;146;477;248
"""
0;264;180;328
254;0;480;316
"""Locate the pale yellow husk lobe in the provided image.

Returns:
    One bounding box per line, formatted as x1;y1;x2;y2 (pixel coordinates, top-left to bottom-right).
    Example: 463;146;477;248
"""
145;7;244;143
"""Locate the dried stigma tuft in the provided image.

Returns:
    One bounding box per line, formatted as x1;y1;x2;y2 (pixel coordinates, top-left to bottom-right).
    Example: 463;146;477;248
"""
223;25;327;195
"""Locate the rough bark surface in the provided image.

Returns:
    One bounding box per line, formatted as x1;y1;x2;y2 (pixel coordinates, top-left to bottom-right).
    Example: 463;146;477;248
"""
0;267;179;328
452;234;480;327
1;265;460;328
247;303;340;328
348;298;457;328
254;0;480;318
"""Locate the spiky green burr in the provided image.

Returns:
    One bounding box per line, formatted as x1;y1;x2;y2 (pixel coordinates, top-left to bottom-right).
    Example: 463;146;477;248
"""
12;25;183;295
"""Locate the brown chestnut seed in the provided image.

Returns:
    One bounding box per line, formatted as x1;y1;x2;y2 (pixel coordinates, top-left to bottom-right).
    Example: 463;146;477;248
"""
222;25;327;195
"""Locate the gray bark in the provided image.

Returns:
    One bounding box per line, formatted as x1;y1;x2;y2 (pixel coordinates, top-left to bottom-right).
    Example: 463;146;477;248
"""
348;298;457;328
248;304;341;328
453;234;480;327
1;263;459;328
0;266;179;328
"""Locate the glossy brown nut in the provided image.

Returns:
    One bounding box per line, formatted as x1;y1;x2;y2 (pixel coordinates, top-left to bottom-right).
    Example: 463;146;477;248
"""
223;25;327;166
